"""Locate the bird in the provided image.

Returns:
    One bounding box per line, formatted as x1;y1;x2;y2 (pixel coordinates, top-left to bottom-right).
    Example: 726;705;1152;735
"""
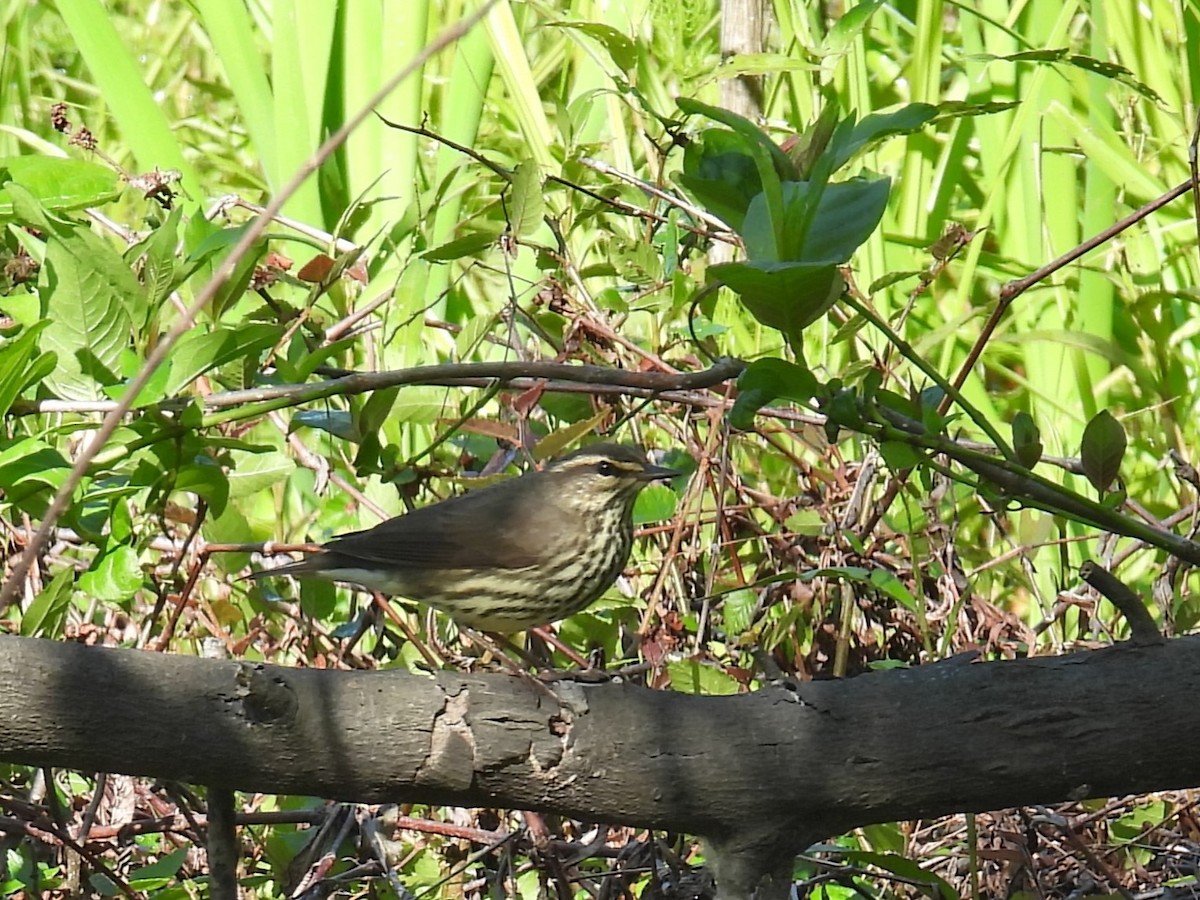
251;443;679;632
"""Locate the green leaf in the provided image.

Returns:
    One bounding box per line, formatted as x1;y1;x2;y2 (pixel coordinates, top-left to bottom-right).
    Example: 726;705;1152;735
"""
823;0;885;54
0;156;122;216
837;850;959;899
633;483;677;525
175;460;230;518
1080;410;1126;493
666;658;741;696
878;441;923;470
422;230;500;262
828;105;938;171
801;176;891;263
507;160;545;238
711;261;844;347
39;215;140;401
730;358;820;429
548;21;638;72
226;449;295;500
78;545;144;603
20;569;75;638
139;205;184;314
0;437;71;502
0;322;51;417
676;128;764;231
677;98;794;252
164;324;282;396
721;588;758;635
1011;412;1043;469
291;409;358;442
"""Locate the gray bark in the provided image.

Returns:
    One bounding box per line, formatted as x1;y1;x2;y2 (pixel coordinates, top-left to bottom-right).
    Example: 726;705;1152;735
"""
2;634;1200;898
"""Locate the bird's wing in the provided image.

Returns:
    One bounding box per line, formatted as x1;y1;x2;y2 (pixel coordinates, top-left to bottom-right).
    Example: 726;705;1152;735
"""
320;475;568;570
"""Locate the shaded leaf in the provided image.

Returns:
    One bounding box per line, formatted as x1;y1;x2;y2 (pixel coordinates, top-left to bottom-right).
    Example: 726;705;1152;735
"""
1080;410;1126;493
508;160;545;238
1012;412;1043;469
730;358;820;429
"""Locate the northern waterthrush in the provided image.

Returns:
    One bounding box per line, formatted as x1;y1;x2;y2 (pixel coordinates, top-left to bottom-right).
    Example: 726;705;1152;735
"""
253;443;678;631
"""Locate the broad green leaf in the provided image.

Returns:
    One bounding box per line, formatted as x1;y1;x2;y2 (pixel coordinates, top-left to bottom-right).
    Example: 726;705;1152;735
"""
633;483;677;525
1012;412;1043;468
1080;410;1126;493
878;440;923;469
677;99;794;253
227;449;295;500
164;324;282;396
78;545;144;603
39;218;139;401
0;322;51;417
20;569;75;638
507;160;545;238
730;358;820;429
740;176;889;264
677;128;764;231
101;348;172;407
174;461;230;517
711;260;843;348
0;156;121;216
666;658;741;696
0;437;71;501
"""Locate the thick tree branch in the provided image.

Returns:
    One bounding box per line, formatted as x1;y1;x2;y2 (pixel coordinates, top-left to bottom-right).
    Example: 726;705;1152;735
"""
3;632;1200;894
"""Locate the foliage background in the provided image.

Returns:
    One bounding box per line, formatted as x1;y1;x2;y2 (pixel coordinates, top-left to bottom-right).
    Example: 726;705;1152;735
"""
2;0;1199;897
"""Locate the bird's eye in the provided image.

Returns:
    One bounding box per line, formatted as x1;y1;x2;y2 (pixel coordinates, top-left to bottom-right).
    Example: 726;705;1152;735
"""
597;460;617;476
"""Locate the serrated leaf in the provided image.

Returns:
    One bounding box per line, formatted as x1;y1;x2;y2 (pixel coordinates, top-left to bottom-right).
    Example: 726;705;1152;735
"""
1012;411;1043;469
508;160;544;238
0;155;121;216
721;588;758;635
1080;409;1126;493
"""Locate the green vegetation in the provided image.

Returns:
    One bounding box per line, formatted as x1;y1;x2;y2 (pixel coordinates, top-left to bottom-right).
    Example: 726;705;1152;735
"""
2;0;1198;896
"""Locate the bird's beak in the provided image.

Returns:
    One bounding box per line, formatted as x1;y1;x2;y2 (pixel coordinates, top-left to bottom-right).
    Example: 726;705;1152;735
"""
638;462;681;482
